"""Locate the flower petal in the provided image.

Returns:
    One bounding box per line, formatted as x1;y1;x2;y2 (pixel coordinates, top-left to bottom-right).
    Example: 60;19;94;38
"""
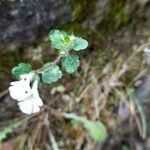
9;85;32;101
18;96;40;114
9;73;34;101
9;72;43;114
10;80;25;86
31;80;43;106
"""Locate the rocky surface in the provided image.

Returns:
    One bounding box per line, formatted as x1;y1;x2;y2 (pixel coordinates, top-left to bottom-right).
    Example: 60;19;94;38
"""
0;0;71;54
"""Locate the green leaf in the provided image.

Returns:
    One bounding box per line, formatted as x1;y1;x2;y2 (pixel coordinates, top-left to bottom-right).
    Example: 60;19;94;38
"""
82;119;107;142
49;29;88;53
42;64;62;84
126;87;134;97
51;41;65;50
49;29;69;50
12;63;32;79
0;119;21;142
49;30;68;42
61;55;80;74
73;37;88;51
63;113;108;142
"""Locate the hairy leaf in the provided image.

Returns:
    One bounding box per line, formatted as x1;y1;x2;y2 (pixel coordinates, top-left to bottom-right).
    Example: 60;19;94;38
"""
73;37;88;51
61;55;80;74
49;29;69;50
42;64;62;84
12;63;32;79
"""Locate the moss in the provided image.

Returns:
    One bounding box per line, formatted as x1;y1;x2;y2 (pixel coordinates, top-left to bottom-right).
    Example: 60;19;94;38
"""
98;0;131;34
71;0;96;22
59;0;98;39
68;0;131;37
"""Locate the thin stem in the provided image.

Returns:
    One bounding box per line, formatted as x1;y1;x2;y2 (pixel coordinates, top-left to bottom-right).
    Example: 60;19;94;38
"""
53;55;62;64
34;55;62;74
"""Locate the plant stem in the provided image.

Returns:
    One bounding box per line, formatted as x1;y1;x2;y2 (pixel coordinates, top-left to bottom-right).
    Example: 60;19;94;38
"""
34;55;62;74
53;55;62;64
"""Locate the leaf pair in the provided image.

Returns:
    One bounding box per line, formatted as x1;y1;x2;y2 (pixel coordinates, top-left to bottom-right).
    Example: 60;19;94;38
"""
12;63;62;84
49;29;88;52
42;55;80;84
11;56;80;84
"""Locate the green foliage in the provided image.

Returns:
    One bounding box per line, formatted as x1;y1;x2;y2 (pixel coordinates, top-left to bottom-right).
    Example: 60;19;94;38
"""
122;145;130;150
12;63;32;79
73;37;88;51
0;119;21;142
78;117;107;142
126;87;134;97
11;30;88;83
63;113;107;142
49;29;88;52
82;119;108;142
49;30;69;50
61;55;80;74
98;0;130;34
41;64;62;84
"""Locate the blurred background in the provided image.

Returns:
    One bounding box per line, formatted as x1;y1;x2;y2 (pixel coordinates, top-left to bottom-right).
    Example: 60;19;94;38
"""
0;0;150;149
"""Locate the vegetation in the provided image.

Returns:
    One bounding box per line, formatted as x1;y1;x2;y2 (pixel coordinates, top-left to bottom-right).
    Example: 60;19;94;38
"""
0;0;150;149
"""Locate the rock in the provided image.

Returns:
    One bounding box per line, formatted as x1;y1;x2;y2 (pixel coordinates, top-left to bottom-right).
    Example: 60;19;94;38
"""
0;0;71;54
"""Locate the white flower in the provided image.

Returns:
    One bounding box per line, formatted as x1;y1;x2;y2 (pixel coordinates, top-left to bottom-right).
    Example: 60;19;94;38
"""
17;80;43;114
9;73;34;101
9;73;43;114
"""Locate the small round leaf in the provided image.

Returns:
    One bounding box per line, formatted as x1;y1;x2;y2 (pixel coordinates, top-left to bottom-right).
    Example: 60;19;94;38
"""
49;30;68;42
49;30;69;50
42;64;62;84
73;37;88;51
12;63;32;79
61;55;80;74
